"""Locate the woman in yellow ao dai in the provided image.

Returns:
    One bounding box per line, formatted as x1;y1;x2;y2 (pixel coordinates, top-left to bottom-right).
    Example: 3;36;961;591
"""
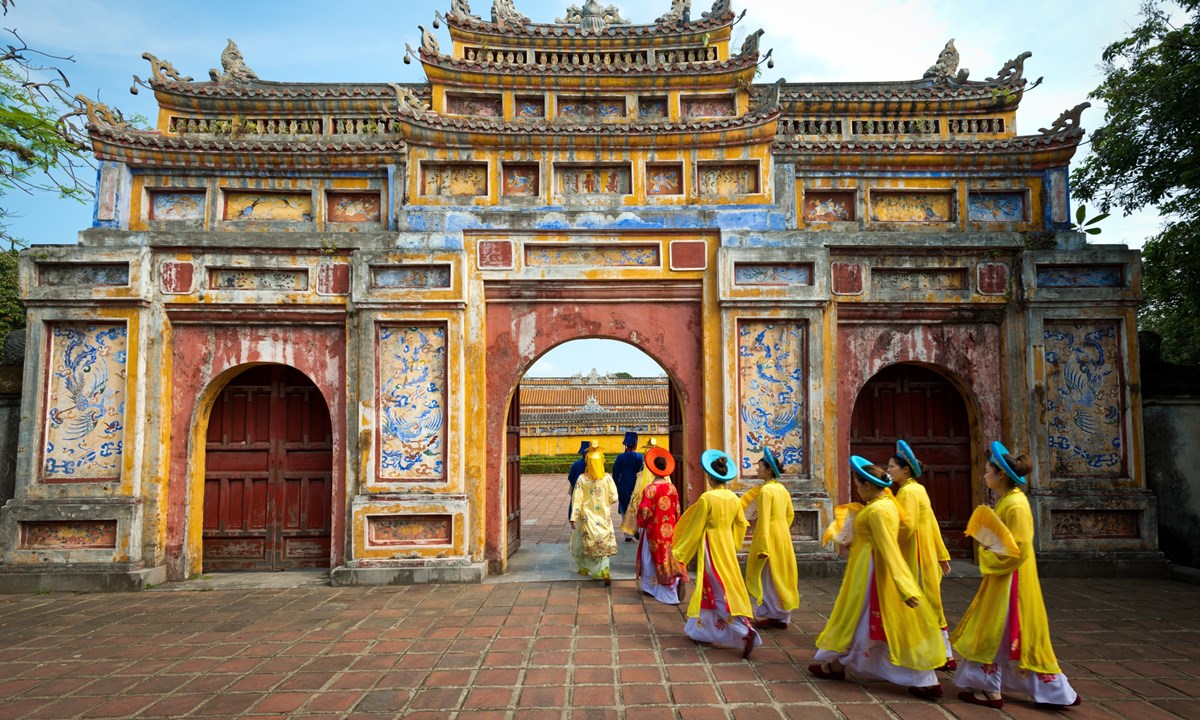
569;445;619;585
740;447;800;629
950;442;1080;710
889;440;954;668
672;449;762;659
810;456;946;700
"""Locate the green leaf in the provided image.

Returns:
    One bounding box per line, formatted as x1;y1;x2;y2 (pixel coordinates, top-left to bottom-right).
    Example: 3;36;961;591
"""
1084;212;1110;226
1075;205;1087;224
1085;227;1102;235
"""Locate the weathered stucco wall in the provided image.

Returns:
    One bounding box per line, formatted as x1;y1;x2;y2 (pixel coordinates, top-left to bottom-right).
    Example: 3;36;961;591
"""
1144;401;1200;568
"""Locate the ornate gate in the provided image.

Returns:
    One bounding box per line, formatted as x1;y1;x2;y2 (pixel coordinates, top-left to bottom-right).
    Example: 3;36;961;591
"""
849;364;974;557
202;366;333;570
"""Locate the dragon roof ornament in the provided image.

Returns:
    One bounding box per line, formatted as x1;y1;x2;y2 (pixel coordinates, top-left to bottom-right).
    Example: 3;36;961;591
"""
987;50;1032;86
740;28;764;58
391;83;432;114
557;1;630;32
702;0;732;20
924;40;969;83
209;39;259;84
492;0;529;28
419;25;440;56
75;95;130;129
656;0;691;24
752;77;785;114
1039;101;1089;135
136;52;193;84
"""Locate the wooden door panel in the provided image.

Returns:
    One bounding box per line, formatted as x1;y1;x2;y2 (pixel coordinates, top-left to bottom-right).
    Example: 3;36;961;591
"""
849;364;973;558
203;366;333;571
505;396;520;558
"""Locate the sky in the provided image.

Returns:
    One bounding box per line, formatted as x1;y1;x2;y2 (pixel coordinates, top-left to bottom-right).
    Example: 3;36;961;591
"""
2;0;1169;375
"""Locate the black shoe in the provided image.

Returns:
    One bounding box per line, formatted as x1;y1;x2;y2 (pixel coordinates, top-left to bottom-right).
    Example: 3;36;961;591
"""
908;685;944;701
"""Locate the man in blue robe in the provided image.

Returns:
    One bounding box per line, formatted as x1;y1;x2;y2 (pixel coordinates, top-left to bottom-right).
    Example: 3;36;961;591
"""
611;431;644;541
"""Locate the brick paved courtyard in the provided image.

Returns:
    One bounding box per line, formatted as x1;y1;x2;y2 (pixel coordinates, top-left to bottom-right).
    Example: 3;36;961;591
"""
0;571;1197;719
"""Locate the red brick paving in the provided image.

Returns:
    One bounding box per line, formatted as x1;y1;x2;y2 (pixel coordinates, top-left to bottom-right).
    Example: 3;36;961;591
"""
0;575;1195;718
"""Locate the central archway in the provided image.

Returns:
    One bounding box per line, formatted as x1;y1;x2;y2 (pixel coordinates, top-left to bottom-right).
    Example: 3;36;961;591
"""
513;342;677;553
483;281;705;572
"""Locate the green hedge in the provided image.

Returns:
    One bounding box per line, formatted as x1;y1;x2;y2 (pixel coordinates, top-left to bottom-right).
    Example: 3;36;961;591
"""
520;454;615;475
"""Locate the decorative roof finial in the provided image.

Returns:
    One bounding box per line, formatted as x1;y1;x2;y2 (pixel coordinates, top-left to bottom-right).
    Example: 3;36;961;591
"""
449;0;478;19
656;0;691;24
1038;102;1090;135
390;83;431;114
923;39;965;81
558;1;630;32
491;0;529;28
208;39;258;84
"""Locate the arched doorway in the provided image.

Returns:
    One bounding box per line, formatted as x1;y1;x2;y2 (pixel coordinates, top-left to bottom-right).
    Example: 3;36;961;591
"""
202;365;333;571
509;341;679;555
849;363;974;557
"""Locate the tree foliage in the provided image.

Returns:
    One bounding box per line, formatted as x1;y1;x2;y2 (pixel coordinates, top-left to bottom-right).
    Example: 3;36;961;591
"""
0;0;92;250
1073;0;1200;364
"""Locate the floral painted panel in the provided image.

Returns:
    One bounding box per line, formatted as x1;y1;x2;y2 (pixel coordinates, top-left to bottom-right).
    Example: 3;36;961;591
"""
1044;321;1125;476
525;245;659;267
558;98;625;119
646;164;683;196
22;520;118;548
698;164;759;195
968;192;1026;222
378;325;447;481
515;97;545;118
209;268;309;291
328;192;382;223
870;192;954;222
733;264;813;286
422;164;488;197
224;192;313;221
681;96;736;118
639;98;668;120
1036;265;1124;288
149;191;206;221
503;165;539;197
445;94;502;117
371;265;452;289
558;166;630;195
803;191;856;222
367;514;452;547
43;324;128;480
738;321;807;476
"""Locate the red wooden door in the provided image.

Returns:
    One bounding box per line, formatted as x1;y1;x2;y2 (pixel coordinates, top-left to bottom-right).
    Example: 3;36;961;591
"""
203;366;333;570
849;364;973;557
668;384;685;501
505;395;521;558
